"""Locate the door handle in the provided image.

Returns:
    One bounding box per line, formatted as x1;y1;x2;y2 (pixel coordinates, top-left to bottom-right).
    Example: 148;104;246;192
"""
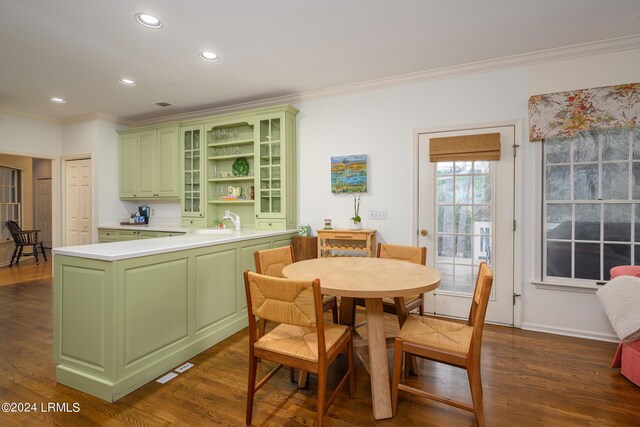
420;229;428;236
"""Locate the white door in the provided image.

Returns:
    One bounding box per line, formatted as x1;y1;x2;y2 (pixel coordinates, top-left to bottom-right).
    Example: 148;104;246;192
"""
35;178;52;248
65;159;92;246
418;126;515;325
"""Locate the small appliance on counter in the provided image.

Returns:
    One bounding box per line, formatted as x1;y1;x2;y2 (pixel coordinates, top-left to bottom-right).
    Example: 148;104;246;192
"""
121;206;151;225
138;206;150;224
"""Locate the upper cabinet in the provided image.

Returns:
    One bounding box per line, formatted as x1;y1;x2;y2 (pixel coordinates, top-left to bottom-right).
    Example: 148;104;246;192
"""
255;111;297;230
119;104;298;229
119;125;180;199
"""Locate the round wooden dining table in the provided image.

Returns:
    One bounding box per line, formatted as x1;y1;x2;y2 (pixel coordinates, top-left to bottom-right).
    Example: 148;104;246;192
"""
282;256;441;420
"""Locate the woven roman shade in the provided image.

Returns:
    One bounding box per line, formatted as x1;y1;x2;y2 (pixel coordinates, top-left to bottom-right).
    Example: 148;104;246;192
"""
429;133;501;162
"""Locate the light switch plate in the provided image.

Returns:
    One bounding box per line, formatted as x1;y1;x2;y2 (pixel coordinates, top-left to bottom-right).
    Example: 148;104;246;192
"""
368;209;388;220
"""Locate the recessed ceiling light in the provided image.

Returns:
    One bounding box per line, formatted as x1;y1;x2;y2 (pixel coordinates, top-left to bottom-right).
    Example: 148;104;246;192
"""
200;51;220;62
135;13;162;28
119;78;137;86
49;97;66;104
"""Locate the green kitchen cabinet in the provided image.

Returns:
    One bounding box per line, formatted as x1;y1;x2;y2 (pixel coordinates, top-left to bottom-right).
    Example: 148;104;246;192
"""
99;229;120;243
119;126;180;200
181;124;205;224
120;104;298;229
98;228;186;243
255;108;297;230
54;231;296;402
199;104;298;230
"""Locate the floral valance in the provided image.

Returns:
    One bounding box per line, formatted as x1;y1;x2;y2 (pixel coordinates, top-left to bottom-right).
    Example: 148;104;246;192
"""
529;83;640;141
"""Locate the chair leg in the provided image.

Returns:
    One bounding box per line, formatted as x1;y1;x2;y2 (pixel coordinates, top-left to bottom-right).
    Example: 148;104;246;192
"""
331;303;339;324
246;354;258;425
257;318;266;338
317;365;327;426
404;353;413;378
298;370;309;389
348;336;356;397
16;246;23;264
419;301;424;317
33;244;39;264
391;338;404;416
9;246;18;266
467;361;484;427
40;243;47;261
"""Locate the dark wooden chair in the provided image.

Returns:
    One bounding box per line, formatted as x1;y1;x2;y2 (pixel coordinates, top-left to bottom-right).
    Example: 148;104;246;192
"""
5;220;47;266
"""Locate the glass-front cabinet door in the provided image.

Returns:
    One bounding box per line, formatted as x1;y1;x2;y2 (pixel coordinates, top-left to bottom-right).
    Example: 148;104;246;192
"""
258;116;283;216
181;124;204;217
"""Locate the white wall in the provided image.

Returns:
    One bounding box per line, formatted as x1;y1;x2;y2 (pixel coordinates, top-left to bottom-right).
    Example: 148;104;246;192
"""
61;119;131;242
294;68;528;242
0;112;61;157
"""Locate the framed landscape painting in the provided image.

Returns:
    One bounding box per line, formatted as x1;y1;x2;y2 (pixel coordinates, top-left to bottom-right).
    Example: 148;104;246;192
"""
331;154;367;193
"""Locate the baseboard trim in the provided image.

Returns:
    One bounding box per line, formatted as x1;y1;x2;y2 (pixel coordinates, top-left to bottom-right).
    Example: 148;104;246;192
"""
521;322;618;343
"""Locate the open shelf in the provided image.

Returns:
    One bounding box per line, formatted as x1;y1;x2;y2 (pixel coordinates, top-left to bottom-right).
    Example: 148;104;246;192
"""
208;176;254;182
207;139;254;147
208;200;255;204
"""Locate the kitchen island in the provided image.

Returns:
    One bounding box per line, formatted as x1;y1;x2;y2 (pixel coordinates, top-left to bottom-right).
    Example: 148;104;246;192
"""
53;229;297;402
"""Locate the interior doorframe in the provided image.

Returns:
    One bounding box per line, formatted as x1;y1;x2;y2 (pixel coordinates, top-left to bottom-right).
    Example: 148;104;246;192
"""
61;154;95;246
412;119;524;328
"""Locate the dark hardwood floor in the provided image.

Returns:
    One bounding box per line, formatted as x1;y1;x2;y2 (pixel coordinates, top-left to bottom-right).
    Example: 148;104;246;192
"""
0;272;639;426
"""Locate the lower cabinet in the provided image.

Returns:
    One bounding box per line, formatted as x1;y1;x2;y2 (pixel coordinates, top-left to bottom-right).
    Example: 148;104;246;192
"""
53;232;296;402
98;228;186;243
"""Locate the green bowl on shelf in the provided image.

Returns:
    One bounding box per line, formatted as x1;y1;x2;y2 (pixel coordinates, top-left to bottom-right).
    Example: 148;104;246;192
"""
232;157;249;176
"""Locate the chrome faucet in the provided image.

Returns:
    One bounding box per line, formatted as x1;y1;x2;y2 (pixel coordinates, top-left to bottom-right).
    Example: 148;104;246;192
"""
222;210;241;231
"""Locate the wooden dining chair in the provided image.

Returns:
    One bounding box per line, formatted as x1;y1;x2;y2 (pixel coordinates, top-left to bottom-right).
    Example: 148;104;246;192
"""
244;271;355;426
5;220;47;266
254;246;339;334
391;262;494;427
353;243;427;320
254;246;340;388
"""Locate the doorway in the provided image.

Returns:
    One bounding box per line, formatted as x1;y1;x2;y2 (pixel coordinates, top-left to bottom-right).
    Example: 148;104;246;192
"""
64;158;92;246
418;125;516;325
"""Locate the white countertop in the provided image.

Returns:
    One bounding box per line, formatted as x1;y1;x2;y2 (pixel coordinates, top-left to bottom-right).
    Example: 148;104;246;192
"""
53;229;298;261
98;221;188;233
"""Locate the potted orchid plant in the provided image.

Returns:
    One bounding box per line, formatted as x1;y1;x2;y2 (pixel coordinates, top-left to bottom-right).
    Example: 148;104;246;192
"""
350;193;362;230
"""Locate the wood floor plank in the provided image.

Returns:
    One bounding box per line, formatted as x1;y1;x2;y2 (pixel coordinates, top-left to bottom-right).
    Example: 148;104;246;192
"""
0;271;638;426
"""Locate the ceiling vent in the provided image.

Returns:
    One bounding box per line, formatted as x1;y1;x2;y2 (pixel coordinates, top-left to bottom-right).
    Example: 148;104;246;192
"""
153;101;173;107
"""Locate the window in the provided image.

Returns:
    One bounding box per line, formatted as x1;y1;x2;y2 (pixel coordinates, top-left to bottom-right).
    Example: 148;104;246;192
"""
543;127;640;282
0;166;21;242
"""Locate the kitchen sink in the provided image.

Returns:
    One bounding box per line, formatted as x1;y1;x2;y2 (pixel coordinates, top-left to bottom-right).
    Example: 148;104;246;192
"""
191;228;235;235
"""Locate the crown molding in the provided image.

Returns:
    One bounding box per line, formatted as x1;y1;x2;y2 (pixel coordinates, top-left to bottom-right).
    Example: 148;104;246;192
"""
127;33;640;127
60;112;133;126
0;107;60;124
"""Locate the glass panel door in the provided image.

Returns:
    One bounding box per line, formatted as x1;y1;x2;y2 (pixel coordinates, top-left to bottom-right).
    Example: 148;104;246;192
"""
435;161;492;295
419;125;515;325
259;118;282;215
183;128;201;215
